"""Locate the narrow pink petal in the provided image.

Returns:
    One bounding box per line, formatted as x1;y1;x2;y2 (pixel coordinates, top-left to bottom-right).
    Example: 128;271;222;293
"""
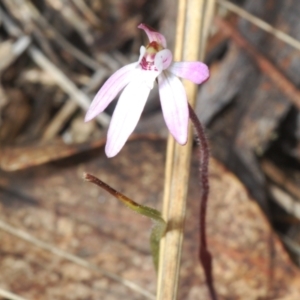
168;61;209;84
138;23;167;48
154;49;173;71
105;74;151;157
84;62;137;122
158;71;188;144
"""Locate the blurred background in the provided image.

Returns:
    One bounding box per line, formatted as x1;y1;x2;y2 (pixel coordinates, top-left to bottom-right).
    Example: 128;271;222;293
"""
1;0;300;299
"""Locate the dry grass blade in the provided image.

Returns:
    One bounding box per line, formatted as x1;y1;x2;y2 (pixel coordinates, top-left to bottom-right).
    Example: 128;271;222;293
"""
0;4;110;128
0;288;29;300
281;235;300;260
0;7;21;37
42;68;109;140
157;0;215;299
269;185;300;220
0;84;8;110
0;219;155;300
0;36;31;72
215;16;300;111
217;0;300;51
46;0;94;45
2;0;61;64
262;160;300;200
71;0;102;27
3;0;101;70
42;101;79;140
28;46;110;127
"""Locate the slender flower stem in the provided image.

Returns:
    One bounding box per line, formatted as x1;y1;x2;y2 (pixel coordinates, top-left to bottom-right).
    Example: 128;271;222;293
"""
188;103;217;300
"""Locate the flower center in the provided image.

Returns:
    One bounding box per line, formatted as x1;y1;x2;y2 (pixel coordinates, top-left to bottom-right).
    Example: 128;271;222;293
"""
140;41;164;71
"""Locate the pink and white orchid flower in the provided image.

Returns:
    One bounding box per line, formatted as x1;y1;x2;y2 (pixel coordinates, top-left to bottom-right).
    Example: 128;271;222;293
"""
85;24;209;157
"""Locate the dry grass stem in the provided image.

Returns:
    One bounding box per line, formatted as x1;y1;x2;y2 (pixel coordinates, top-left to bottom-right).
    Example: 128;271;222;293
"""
0;4;110;128
217;0;300;51
0;219;155;300
7;0;100;69
71;0;102;27
0;288;29;300
269;185;300;220
0;36;31;72
157;1;215;299
215;16;300;111
42;68;109;140
46;0;94;45
28;46;110;127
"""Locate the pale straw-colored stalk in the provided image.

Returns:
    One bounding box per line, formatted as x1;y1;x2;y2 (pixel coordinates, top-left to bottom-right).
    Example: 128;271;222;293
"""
0;288;29;300
157;0;215;299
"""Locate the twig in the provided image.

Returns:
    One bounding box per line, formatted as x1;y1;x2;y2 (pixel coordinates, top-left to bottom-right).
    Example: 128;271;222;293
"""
0;288;29;300
188;104;217;300
217;0;300;52
215;16;300;111
0;218;155;300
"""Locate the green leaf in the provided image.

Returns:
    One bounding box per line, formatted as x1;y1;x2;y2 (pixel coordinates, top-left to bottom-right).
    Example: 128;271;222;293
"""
83;172;166;271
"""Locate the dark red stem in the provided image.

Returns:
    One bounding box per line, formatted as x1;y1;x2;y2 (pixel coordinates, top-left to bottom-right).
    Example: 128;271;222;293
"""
188;103;218;300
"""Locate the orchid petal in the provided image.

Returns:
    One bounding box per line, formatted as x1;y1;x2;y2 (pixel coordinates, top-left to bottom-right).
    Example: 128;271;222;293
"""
105;72;152;157
138;23;167;48
154;49;173;72
158;71;188;144
141;69;160;89
168;61;209;84
85;62;138;122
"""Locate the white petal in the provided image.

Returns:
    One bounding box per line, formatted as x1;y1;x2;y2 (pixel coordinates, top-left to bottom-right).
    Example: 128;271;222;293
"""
142;69;160;89
158;71;188;144
105;73;152;157
85;62;138;122
154;49;173;71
